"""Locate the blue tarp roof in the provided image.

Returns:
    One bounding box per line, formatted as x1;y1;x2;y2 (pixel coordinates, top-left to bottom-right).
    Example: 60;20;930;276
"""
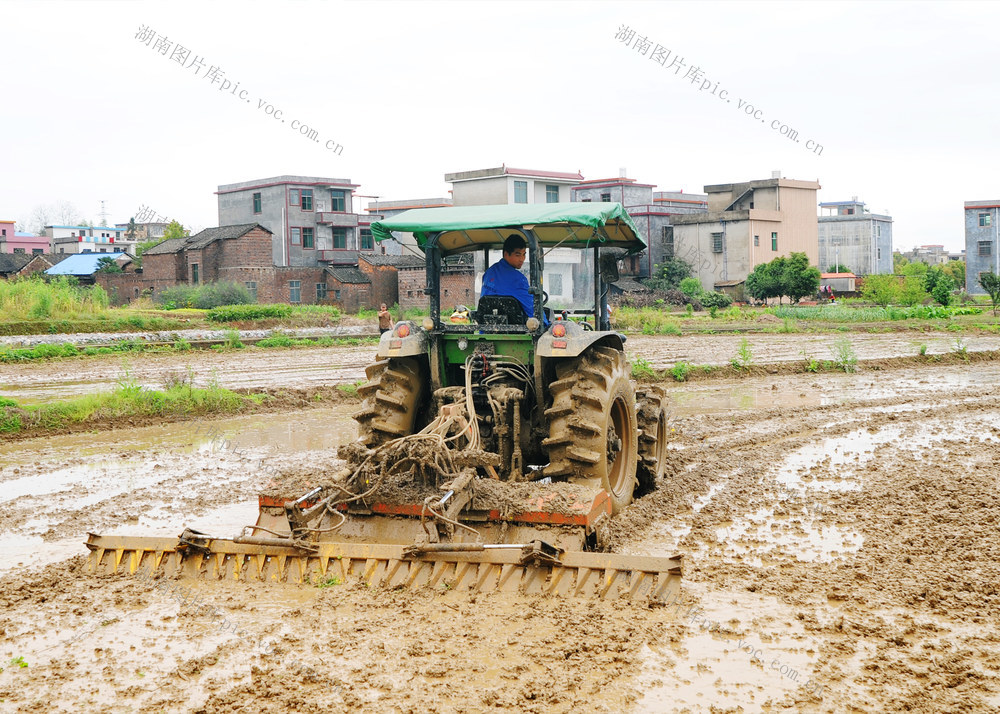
45;252;127;276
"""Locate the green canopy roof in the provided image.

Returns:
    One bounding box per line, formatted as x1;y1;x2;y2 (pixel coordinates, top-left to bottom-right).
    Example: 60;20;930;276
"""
370;203;646;255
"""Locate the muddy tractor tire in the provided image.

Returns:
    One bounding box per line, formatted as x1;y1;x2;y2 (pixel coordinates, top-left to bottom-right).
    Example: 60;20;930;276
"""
543;346;638;514
353;357;427;447
635;386;668;495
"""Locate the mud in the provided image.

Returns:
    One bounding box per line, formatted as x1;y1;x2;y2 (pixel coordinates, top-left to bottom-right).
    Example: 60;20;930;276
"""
1;335;999;712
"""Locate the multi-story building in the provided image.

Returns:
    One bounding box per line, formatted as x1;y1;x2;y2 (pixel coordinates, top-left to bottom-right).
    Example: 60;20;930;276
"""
364;198;452;257
570;177;708;278
670;174;821;290
444;166;584;306
115;221;170;244
46;225;128;255
964;200;1000;294
0;220;50;255
216;175;380;267
444;165;582;206
817;198;893;275
899;244;954;266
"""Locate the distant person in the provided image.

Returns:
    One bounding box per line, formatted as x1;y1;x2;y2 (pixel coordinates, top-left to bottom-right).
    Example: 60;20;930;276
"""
377;303;393;335
480;234;548;325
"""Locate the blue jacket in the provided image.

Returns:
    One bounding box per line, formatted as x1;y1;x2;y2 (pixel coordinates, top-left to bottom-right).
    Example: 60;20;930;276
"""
481;258;535;320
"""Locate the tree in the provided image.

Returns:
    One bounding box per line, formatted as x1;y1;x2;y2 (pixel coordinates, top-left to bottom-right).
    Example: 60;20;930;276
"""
931;274;955;306
125;217;137;243
899;276;928;306
860;274;900;307
134;220;189;268
782;252;821;303
893;253;909;273
900;261;928;278
643;258;691;291
978;271;1000;316
745;256;786;304
96;256;123;274
162;219;189;240
941;260;966;288
827;263;850;273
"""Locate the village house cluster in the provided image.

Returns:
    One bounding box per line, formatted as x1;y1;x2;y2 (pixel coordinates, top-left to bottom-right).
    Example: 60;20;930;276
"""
1;166;994;307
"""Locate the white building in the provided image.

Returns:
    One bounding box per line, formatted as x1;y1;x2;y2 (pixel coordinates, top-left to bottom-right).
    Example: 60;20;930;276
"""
46;225;129;255
817;199;893;275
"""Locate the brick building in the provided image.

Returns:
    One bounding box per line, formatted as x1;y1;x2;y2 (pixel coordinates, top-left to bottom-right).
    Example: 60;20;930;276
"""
358;253;424;308
398;254;474;311
325;266;372;312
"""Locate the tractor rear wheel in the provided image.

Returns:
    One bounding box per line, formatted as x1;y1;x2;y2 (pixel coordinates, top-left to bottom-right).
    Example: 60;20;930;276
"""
636;386;668;495
543;346;638;514
353;357;427;447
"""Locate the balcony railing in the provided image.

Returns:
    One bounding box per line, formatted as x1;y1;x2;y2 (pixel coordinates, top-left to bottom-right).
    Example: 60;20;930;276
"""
317;212;359;227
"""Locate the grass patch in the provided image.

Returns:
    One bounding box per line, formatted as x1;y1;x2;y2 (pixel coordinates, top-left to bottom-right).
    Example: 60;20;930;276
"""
670;361;692;382
0;381;264;436
770;304;982;322
731;338;754;370
631;356;657;380
337;380;367;397
0;276;110;321
207;304;293;322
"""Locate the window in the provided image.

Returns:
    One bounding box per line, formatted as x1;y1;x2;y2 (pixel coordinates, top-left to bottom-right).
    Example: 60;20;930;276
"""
754;234;759;246
771;232;778;251
711;232;724;253
360;228;373;250
316;283;328;301
877;247;882;260
546;185;559;203
289;280;301;303
302;227;315;249
32;248;43;255
600;193;611;202
980;213;992;227
514;181;528;204
291;227;301;245
301;189;313;211
13;247;24;254
846;207;855;215
335;289;341;300
662;227;674;259
331;190;346;212
253;192;262;213
333;228;347;249
289;189;300;206
1;228;5;236
876;224;881;237
979;240;992;257
581;198;592;202
548;273;563;294
245;281;257;301
191;263;200;285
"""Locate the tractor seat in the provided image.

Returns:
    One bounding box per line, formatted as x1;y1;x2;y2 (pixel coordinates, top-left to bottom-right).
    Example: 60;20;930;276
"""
474;295;527;325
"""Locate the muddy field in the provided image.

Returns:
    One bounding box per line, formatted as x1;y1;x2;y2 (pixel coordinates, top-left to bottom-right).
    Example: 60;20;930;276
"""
1;335;999;713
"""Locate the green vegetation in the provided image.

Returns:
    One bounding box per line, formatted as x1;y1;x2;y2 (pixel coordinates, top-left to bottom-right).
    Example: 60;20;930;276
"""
337;380;367;397
207;304;292;321
670;361;692;382
642;258;692;291
953;337;969;360
631;356;657;380
731;338;754;370
133;219;188;269
0;276;110;320
0;378;265;435
769;304;980;321
158;281;253;310
827;263;850;273
313;575;343;588
832;337;858;373
613;306;682;335
979;271;1000;316
745;252;821;305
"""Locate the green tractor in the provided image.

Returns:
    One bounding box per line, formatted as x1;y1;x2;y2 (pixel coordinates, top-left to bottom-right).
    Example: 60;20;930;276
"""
349;203;670;529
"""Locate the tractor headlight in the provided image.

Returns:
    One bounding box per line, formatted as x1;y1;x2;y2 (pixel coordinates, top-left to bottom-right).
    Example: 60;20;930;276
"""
457;337;469;351
526;317;540;331
422;317;434;331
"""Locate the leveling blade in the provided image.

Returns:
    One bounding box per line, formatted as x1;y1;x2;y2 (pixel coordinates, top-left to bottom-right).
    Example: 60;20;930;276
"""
84;533;682;601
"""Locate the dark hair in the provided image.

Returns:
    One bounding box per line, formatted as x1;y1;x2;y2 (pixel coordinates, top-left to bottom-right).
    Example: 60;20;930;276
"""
503;234;527;254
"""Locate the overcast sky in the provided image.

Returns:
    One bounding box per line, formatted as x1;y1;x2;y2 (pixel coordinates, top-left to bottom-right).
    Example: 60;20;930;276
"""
2;0;996;252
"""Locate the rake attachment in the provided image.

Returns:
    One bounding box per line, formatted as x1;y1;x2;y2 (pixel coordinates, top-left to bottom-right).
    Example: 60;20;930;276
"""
84;532;681;602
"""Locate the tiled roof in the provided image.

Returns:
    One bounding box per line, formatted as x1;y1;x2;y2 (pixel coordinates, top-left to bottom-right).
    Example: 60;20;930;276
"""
325;266;371;284
142;224;270;255
0;253;32;274
611;277;651;293
358;253;425;268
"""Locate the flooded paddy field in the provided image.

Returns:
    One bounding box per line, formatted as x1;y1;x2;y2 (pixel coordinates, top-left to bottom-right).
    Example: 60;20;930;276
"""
1;335;999;712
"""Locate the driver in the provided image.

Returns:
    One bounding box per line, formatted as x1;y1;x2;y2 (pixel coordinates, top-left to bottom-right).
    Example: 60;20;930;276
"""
480;234;548;325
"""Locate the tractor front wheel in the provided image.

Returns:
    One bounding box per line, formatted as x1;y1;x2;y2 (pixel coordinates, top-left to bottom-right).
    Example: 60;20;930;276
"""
353;356;427;447
543;346;638;514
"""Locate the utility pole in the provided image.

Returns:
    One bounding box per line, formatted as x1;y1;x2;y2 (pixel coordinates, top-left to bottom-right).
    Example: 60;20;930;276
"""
99;200;109;227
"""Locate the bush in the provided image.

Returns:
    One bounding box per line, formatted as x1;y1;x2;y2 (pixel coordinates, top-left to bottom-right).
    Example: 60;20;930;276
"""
157;285;198;309
700;291;733;309
679;277;703;298
207;304;293;322
193;282;252;309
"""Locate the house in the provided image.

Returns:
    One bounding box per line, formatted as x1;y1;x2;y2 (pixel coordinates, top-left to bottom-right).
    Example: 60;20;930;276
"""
364;198;452;257
3;231;50;255
141;224;274;297
46;225;128;255
114;221;170;244
324;266;372;312
820;272;858;292
964;200;1000;294
0;253;32;279
817;198;893;276
571;176;708;278
670;173;821;291
398;254;474;311
358;253;424;309
216;175;381;267
44;252;130;284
